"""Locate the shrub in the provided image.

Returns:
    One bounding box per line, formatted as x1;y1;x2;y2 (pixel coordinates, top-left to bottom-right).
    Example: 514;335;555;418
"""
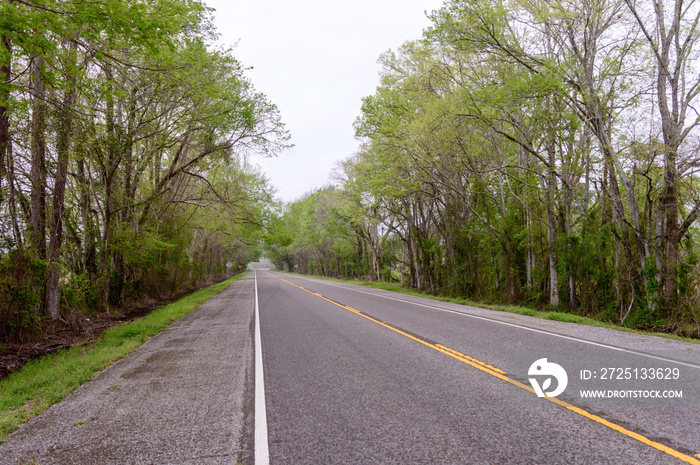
0;249;45;341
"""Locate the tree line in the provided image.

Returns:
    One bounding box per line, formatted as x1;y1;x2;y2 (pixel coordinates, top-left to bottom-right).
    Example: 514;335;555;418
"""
268;0;700;336
0;0;288;339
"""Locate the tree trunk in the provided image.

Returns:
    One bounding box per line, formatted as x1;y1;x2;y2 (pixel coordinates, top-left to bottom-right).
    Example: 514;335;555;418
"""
525;206;534;288
77;143;98;277
7;142;22;247
99;64;117;307
545;143;560;307
546;208;560;307
0;33;10;208
30;57;47;259
45;41;78;320
624;0;700;314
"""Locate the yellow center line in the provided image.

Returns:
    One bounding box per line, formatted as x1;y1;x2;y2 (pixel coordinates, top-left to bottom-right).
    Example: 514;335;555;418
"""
267;272;700;465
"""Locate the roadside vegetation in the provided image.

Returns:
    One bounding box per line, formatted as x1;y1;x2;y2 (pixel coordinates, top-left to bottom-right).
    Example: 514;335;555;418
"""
267;0;700;339
0;0;287;341
0;273;245;442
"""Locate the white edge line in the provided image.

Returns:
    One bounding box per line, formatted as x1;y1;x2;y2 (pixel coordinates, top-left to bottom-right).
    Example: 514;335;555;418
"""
286;273;700;371
254;271;270;465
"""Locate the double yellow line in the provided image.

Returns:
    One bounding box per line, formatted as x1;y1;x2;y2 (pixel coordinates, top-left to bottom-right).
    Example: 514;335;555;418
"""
269;273;700;464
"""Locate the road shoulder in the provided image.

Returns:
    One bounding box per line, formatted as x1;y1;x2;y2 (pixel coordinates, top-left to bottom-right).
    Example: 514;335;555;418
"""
0;274;255;465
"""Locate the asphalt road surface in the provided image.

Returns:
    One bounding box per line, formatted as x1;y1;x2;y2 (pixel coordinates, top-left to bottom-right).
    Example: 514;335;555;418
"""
2;271;700;464
256;271;700;464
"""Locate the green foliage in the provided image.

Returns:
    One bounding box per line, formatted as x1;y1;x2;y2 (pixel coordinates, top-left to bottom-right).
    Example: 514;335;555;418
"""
268;0;700;338
0;250;45;340
61;273;97;313
0;0;288;337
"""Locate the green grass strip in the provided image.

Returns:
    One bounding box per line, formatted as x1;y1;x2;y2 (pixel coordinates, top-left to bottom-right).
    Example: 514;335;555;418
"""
0;272;246;442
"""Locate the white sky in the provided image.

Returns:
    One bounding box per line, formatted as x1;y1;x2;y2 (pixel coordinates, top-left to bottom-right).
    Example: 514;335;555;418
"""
204;0;446;202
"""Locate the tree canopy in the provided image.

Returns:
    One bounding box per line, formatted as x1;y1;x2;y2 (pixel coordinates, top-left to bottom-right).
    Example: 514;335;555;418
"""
0;0;289;338
270;0;700;337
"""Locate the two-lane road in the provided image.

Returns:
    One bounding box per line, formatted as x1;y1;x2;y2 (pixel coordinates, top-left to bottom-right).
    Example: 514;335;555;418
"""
255;271;700;464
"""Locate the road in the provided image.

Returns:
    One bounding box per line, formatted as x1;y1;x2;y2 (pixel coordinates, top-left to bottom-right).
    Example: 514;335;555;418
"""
2;271;699;464
256;271;700;464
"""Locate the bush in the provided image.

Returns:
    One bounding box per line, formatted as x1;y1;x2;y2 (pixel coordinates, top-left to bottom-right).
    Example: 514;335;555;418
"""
0;249;45;341
61;273;98;313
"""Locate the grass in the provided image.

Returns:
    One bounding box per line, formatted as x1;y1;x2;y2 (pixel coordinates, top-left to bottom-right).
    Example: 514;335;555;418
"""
0;272;246;442
289;273;700;345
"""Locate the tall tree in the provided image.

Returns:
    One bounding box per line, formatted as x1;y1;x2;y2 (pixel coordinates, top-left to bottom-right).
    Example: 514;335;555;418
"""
624;0;700;310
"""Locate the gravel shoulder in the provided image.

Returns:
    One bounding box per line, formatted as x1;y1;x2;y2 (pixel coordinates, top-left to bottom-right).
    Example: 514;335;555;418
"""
0;274;255;465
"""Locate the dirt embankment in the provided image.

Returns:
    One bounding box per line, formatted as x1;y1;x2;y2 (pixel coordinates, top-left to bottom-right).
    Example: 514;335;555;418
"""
0;293;190;380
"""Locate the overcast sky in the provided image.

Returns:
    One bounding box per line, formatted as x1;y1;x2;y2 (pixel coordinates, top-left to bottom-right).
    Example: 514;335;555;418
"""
203;0;446;202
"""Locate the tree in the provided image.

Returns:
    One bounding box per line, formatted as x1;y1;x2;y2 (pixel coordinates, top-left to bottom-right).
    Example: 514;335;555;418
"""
0;0;289;337
279;0;700;336
624;0;700;311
